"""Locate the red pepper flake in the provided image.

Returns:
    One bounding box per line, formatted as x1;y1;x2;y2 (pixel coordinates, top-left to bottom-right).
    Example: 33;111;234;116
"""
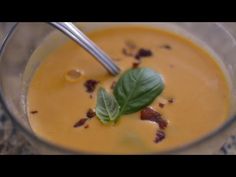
110;81;117;90
132;61;141;68
74;118;88;128
86;108;96;119
84;125;89;129
160;44;172;50
140;107;168;129
159;103;165;108
154;130;166;143
135;48;153;60
168;98;175;104
84;80;99;93
30;110;38;114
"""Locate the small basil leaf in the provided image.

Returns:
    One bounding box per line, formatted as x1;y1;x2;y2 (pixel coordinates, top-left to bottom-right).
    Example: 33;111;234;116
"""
96;87;120;124
114;68;164;115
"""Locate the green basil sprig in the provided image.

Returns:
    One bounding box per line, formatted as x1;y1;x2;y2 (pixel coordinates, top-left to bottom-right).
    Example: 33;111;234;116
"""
96;68;164;124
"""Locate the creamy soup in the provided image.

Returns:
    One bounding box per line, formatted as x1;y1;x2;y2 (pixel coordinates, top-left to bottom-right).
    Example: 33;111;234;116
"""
27;26;230;154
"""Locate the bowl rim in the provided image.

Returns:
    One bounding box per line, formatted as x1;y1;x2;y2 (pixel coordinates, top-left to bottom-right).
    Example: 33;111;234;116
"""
0;22;236;154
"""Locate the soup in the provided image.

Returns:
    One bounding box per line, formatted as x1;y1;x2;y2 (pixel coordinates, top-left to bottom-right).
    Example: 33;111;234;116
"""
27;26;230;154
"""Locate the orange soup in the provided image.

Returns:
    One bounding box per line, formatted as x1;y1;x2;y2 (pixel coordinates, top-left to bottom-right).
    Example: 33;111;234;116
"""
27;26;230;154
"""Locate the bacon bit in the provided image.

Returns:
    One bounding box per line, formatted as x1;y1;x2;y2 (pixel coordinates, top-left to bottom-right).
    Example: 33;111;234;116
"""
84;80;99;93
110;81;117;90
132;61;141;68
122;48;134;57
159;103;165;108
74;118;88;128
158;118;168;130
140;107;168;129
154;130;166;143
135;48;153;60
141;107;161;120
168;98;175;104
84;125;89;129
86;108;96;118
160;44;172;50
30;110;38;114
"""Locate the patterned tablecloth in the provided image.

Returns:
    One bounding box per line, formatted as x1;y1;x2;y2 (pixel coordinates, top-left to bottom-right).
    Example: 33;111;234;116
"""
1;23;236;155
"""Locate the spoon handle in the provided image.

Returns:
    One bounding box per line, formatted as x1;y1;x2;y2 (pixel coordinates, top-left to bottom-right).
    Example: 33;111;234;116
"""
50;22;120;75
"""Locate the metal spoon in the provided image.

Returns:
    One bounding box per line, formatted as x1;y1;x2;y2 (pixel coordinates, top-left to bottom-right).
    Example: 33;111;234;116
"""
50;22;120;76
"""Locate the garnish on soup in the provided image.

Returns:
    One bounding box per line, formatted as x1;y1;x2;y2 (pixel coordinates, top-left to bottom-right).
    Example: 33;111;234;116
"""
74;118;88;128
140;107;168;130
154;130;166;143
95;68;164;124
30;110;38;114
135;48;153;60
84;79;99;93
86;108;96;119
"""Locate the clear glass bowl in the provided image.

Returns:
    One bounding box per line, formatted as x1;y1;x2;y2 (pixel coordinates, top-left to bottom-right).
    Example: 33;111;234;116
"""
0;22;236;154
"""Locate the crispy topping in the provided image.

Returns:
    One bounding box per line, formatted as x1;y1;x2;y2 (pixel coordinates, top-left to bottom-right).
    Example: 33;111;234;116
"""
30;110;38;114
86;108;96;118
157;117;168;130
132;61;141;68
158;103;165;108
84;80;99;93
74;118;88;128
154;130;166;143
135;48;153;60
158;97;175;106
65;69;83;82
141;107;161;121
168;98;175;104
110;81;117;90
140;107;168;129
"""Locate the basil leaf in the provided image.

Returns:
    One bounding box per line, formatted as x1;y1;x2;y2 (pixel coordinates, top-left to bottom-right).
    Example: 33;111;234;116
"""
114;68;164;115
95;87;120;124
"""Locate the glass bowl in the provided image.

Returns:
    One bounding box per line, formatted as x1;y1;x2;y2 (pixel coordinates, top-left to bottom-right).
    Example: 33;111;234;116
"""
0;22;236;154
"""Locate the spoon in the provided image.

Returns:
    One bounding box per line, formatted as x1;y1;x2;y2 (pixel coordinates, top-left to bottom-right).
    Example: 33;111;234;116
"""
50;22;120;76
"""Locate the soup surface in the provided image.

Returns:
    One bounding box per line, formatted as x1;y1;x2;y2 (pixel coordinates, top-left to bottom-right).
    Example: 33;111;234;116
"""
27;26;230;154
